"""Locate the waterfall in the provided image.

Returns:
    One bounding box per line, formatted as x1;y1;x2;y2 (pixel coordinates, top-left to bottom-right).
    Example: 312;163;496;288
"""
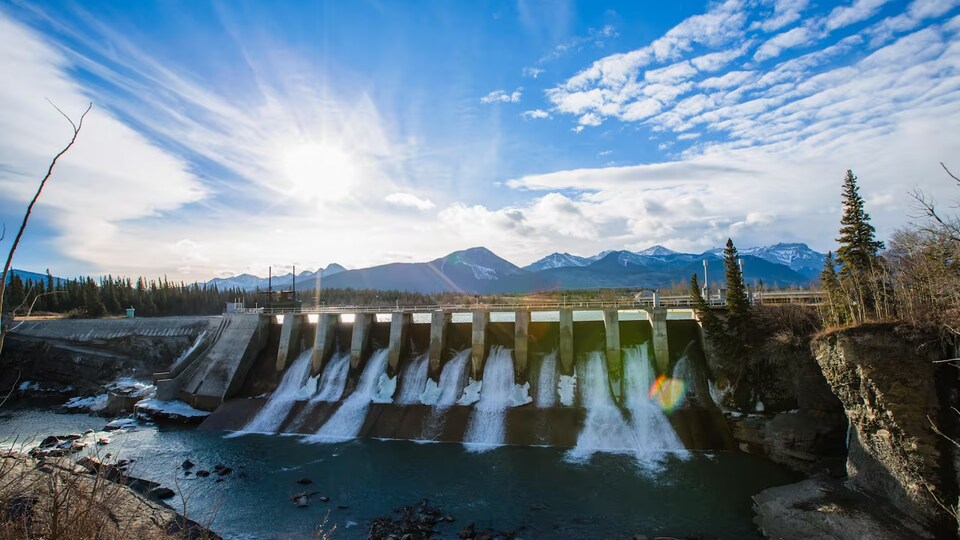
242;350;313;434
535;352;558;408
312;352;350;402
622;345;685;461
420;350;470;406
463;346;530;452
397;354;429;404
418;350;470;441
567;352;639;461
305;349;389;443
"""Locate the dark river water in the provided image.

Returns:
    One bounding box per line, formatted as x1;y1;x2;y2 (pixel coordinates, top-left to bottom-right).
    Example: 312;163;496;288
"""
0;406;797;539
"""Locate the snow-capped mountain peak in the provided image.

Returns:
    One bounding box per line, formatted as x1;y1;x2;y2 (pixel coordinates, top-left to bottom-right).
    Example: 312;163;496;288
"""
522;252;592;272
635;245;677;256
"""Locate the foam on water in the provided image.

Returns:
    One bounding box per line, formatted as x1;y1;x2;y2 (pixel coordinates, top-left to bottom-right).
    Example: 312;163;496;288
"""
242;350;313;434
306;349;389;443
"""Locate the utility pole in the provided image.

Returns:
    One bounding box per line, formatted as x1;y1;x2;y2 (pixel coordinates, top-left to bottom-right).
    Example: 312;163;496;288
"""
702;259;709;301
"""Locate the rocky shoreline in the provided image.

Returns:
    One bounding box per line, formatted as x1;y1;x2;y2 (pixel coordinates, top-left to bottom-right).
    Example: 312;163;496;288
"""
0;449;220;540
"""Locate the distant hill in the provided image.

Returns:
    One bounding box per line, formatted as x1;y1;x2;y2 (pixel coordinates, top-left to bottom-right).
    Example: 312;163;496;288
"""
198;242;821;294
207;263;346;291
6;269;67;286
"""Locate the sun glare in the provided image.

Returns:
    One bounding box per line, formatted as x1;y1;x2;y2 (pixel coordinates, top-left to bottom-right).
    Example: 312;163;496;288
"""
281;144;359;201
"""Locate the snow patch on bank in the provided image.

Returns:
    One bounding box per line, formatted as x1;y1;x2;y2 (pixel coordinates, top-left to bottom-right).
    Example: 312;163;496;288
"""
135;399;209;420
64;394;109;411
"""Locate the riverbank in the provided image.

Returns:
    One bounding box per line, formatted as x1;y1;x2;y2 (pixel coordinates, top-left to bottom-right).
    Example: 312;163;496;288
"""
0;449;218;540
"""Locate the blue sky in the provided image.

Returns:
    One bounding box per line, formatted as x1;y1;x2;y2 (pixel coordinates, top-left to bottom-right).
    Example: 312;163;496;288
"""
0;0;958;280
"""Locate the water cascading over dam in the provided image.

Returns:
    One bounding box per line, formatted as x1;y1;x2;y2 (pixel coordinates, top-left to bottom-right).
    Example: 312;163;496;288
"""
192;308;735;455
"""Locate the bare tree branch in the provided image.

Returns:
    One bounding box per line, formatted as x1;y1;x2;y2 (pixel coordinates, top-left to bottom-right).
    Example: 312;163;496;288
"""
941;162;960;185
0;101;91;361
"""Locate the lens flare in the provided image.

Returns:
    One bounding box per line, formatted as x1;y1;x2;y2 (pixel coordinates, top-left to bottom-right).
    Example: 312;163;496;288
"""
649;374;686;413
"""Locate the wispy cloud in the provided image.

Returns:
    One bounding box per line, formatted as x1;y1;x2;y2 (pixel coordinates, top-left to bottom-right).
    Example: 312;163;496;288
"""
481;88;522;103
385;192;436;210
522;66;544;78
522;109;551;119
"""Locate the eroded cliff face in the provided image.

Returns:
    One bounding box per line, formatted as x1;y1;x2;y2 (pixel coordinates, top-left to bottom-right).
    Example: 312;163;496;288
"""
705;306;847;472
812;324;952;527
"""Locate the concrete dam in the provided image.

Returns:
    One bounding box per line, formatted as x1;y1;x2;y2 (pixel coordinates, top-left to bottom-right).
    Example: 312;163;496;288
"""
154;306;733;452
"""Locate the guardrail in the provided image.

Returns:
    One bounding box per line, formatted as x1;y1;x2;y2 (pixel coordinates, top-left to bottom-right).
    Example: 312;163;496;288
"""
231;290;824;315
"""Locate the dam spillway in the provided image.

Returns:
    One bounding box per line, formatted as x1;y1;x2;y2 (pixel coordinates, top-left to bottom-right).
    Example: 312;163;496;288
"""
171;307;733;452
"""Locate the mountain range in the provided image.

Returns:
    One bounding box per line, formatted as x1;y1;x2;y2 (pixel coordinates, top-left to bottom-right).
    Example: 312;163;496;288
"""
203;243;826;294
206;263;347;292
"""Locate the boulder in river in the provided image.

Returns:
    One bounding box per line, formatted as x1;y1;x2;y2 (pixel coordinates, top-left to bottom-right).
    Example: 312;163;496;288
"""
150;487;176;500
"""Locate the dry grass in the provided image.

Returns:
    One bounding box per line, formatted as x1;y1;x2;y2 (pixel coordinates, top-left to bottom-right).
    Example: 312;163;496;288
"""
0;441;218;540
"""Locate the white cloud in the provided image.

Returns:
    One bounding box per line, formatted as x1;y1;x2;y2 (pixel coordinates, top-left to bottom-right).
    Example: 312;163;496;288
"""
578;112;603;127
0;13;206;274
385;192;436;210
753;26;817;61
481;88;522;103
758;0;810;32
699;70;756;89
824;0;891;32
522;109;551;119
644;60;698;83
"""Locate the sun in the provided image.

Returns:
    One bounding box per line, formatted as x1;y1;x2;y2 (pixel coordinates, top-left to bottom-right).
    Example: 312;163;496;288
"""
281;143;359;201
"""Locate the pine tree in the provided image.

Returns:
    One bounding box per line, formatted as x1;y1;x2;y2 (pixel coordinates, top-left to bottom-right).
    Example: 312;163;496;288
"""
820;251;849;327
690;273;719;332
836;170;884;274
835;169;887;321
723;238;750;326
82;278;106;317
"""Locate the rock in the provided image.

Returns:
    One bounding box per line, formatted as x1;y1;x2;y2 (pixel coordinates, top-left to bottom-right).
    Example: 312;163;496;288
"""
318;496;330;502
39;435;60;449
97;437;110;445
83;429;94;434
213;463;226;471
813;325;948;526
150;487;176;500
632;535;648;540
443;515;455;522
63;433;82;440
337;504;348;509
181;459;194;470
216;467;232;476
296;477;312;485
753;477;931;539
293;495;309;508
195;470;210;477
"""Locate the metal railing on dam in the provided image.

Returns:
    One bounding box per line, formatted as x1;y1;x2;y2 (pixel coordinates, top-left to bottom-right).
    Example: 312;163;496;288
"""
231;289;825;315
